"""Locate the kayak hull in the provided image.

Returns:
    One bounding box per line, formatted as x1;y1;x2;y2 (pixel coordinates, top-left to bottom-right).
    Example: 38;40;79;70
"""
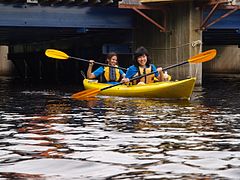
83;78;196;99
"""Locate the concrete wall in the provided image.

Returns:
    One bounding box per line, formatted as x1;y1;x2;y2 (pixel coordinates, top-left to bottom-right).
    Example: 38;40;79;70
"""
133;2;202;84
203;45;240;75
0;46;13;76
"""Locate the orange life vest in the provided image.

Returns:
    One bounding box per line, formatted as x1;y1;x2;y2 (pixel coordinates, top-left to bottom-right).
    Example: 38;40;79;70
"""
132;65;155;85
102;66;121;82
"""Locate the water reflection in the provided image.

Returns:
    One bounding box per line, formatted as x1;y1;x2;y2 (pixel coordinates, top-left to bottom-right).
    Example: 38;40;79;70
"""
0;76;239;179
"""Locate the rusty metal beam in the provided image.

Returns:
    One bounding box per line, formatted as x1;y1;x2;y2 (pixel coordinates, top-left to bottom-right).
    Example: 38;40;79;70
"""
207;0;240;9
132;7;166;32
200;1;220;29
207;0;229;5
119;0;167;32
200;0;240;30
218;5;240;9
205;6;239;29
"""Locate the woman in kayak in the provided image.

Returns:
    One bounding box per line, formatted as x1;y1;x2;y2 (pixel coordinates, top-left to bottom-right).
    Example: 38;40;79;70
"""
121;46;165;84
87;52;126;85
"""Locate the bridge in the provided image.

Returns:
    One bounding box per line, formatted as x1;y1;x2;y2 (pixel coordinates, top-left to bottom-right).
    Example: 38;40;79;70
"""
0;0;239;82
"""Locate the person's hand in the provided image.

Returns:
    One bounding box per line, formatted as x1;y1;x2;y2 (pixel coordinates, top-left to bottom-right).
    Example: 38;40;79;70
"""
137;82;145;85
163;71;169;81
157;67;163;73
121;78;130;83
89;60;95;66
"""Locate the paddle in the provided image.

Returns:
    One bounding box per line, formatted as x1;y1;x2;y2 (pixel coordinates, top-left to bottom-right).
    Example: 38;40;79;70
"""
45;49;127;71
72;49;217;99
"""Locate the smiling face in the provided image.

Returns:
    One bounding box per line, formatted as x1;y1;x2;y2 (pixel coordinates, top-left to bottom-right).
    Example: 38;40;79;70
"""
137;54;148;67
107;55;118;66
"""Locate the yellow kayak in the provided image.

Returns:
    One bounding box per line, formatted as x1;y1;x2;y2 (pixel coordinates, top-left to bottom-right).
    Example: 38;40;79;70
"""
83;78;196;99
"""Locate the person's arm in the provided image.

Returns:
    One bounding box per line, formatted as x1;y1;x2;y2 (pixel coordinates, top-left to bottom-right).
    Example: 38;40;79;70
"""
87;60;96;79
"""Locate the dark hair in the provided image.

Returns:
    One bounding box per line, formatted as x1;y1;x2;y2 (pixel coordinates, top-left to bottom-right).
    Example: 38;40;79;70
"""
133;46;151;66
106;52;117;61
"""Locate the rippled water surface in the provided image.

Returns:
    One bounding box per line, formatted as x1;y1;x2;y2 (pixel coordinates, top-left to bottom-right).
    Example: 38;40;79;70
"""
0;76;239;179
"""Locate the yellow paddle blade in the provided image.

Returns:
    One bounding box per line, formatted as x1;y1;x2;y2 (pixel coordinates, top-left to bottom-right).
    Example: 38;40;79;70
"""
71;88;100;99
45;49;69;60
188;49;217;64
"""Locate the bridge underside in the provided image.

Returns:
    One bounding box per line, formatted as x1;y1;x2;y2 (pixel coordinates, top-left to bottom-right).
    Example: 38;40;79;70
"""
0;2;134;82
0;2;239;45
0;3;133;45
203;8;240;45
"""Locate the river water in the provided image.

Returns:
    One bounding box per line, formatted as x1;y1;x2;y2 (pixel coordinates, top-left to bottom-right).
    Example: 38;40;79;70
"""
0;76;239;179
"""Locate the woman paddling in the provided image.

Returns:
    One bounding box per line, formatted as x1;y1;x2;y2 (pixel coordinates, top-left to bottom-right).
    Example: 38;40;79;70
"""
121;46;167;84
87;52;126;85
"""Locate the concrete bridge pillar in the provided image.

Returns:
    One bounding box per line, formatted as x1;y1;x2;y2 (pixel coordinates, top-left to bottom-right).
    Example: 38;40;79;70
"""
0;46;13;76
133;2;203;85
189;4;202;85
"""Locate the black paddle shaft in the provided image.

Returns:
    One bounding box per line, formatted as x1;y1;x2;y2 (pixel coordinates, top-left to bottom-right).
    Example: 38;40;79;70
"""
100;61;188;91
69;56;127;71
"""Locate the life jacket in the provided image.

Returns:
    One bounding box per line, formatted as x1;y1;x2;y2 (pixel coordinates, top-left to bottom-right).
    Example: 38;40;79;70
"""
99;66;121;83
132;64;155;85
